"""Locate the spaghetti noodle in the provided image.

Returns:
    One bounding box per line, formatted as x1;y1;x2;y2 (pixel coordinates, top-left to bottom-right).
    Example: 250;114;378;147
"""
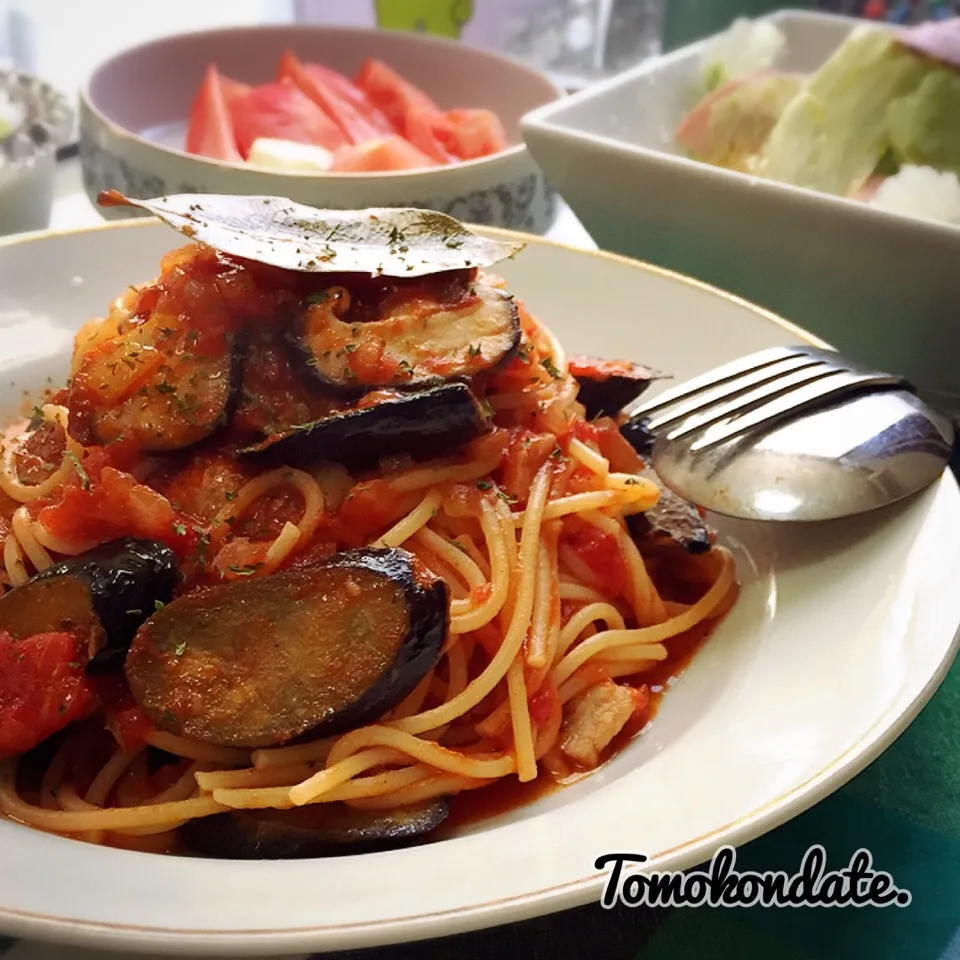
0;238;737;857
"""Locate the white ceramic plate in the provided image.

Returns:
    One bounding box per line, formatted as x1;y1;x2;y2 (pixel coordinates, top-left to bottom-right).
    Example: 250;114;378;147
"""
0;221;958;956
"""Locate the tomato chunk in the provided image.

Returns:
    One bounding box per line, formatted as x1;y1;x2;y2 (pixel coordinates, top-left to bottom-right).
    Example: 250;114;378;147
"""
440;108;508;160
229;78;350;157
185;65;245;162
355;59;456;163
329;136;438;172
496;428;555;503
218;72;252;108
278;50;385;145
528;679;560;727
330;479;417;547
561;524;627;600
0;630;97;758
302;62;396;135
106;699;156;750
35;467;189;555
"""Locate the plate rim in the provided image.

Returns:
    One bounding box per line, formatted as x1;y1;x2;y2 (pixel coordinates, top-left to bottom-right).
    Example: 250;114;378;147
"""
0;219;956;956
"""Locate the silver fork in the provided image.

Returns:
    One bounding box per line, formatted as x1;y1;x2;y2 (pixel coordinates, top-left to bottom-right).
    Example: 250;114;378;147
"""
628;345;911;455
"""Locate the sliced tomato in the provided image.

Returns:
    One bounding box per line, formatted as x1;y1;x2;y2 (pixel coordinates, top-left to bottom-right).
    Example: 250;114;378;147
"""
570;415;644;474
218;72;252;108
229;78;350;158
440;108;509;160
277;50;386;145
404;109;458;164
355;58;432;128
302;62;396;135
355;59;456;163
35;466;188;556
0;630;97;758
330;478;418;547
106;699;156;750
561;524;628;600
185;65;244;162
278;537;338;572
329;135;439;172
496;428;555;503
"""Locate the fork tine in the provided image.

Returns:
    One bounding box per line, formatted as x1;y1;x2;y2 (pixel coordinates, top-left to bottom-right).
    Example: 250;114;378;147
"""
645;354;826;432
664;364;845;443
631;346;821;419
687;371;908;453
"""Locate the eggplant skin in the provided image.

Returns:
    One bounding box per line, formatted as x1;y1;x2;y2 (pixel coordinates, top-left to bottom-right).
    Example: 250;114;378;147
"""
627;466;713;554
568;357;666;420
178;798;450;860
2;538;178;671
241;382;490;470
125;547;449;748
619;414;656;457
290;281;521;396
317;548;449;738
619;416;712;552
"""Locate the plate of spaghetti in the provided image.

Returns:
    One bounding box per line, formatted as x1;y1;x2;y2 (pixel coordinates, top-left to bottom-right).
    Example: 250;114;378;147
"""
0;197;957;955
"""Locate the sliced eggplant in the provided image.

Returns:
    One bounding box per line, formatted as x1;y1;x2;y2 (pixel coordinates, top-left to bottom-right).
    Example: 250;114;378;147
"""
619;418;712;552
619;413;656;457
0;538;178;669
291;279;520;394
125;548;448;748
0;577;104;655
178;799;449;860
627;464;714;554
241;382;489;469
568;356;666;420
66;301;242;453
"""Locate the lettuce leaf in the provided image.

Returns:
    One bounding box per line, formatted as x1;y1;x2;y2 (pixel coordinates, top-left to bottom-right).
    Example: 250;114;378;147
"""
887;68;960;177
757;25;932;196
676;72;804;172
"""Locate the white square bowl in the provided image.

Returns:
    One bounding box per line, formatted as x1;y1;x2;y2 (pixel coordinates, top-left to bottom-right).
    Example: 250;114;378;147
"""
522;9;960;410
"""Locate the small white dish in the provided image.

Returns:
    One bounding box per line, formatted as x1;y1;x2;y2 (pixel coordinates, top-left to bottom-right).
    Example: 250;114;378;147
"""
0;218;957;955
521;9;960;413
0;71;73;236
79;24;562;234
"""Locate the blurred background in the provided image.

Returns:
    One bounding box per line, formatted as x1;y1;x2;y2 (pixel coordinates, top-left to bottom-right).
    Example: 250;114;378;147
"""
1;0;954;120
2;0;957;240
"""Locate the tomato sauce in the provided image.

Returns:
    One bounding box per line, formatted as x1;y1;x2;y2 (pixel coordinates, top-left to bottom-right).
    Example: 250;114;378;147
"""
12;420;65;486
439;571;737;835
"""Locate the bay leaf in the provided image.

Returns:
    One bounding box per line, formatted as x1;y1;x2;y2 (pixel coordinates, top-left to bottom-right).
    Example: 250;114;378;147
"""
97;190;525;278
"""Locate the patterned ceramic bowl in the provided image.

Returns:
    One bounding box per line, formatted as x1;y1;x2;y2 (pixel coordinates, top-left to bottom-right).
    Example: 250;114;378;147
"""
0;71;73;236
79;24;562;234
